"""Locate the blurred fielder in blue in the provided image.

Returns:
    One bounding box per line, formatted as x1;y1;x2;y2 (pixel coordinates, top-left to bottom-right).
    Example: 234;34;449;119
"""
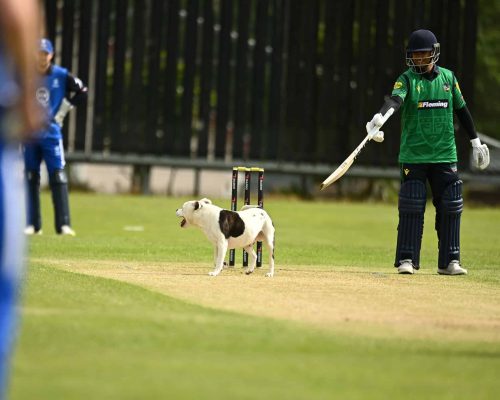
23;38;88;236
0;0;42;398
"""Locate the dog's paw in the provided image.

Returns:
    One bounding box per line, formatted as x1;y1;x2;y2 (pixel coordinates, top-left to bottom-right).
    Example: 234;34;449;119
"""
245;269;254;275
208;271;219;277
265;272;274;277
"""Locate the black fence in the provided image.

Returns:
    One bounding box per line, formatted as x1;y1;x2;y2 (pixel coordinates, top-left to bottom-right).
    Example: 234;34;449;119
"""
44;0;478;166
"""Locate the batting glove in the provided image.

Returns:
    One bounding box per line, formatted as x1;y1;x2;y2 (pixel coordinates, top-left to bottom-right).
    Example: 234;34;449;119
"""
371;130;384;143
471;138;490;170
366;113;385;140
54;98;74;128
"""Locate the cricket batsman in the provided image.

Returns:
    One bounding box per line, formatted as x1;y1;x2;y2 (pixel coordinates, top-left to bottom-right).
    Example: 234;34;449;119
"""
365;29;490;275
24;38;88;236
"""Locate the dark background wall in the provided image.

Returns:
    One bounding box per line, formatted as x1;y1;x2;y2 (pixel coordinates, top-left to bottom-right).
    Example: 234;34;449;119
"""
43;0;478;166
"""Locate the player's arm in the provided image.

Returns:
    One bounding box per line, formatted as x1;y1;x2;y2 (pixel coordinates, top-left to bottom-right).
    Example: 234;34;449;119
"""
54;74;88;127
455;105;477;140
452;76;489;170
0;0;42;136
457;106;489;170
452;76;476;140
379;95;403;116
66;74;88;106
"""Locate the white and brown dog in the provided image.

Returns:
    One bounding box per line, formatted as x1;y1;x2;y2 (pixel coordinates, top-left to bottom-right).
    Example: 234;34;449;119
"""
176;198;275;277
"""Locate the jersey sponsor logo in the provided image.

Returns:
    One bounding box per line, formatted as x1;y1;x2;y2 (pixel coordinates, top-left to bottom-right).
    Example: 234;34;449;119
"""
393;81;403;90
417;99;449;109
52;79;60;88
36;87;50;106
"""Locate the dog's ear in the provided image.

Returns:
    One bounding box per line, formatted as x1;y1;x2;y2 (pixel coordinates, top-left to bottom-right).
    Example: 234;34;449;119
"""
194;201;202;211
200;198;212;205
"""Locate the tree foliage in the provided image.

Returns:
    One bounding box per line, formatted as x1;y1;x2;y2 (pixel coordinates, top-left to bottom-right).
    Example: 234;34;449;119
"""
474;0;500;138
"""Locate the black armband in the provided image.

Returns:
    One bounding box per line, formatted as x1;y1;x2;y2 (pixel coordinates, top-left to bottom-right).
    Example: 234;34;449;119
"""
455;105;477;140
379;95;403;115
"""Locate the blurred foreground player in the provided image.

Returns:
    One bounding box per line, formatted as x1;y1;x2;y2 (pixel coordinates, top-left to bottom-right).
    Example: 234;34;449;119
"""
365;29;490;275
24;38;87;236
0;0;42;398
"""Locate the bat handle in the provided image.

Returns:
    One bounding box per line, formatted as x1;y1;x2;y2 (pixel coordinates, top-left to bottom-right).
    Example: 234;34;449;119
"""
383;107;395;120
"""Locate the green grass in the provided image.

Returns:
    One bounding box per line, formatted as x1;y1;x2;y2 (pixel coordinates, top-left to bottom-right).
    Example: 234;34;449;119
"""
9;193;500;399
27;193;500;269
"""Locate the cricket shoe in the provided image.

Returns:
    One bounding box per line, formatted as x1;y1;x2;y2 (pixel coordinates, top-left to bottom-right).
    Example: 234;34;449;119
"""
60;225;76;236
437;260;467;276
24;226;42;235
397;259;414;274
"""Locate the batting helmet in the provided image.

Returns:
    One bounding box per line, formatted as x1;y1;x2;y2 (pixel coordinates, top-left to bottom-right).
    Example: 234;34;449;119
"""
405;29;440;74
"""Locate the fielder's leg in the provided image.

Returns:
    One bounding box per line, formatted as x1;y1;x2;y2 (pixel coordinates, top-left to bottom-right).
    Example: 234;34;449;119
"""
44;138;74;235
394;180;426;273
49;169;73;234
23;142;43;234
437;181;467;275
25;171;42;233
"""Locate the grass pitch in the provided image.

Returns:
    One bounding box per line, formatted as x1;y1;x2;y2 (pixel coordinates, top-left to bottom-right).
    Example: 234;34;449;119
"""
10;193;500;399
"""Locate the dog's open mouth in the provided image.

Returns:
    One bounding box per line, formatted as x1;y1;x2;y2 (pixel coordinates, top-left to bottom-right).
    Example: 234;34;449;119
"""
180;218;186;227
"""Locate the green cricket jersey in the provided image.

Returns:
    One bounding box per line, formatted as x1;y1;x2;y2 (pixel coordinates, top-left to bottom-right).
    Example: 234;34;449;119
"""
391;66;466;163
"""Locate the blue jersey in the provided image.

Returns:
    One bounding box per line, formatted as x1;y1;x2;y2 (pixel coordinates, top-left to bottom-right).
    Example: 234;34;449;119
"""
36;65;68;139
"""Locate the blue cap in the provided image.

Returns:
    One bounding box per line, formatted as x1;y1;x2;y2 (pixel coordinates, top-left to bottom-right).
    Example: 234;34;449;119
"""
39;38;54;53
